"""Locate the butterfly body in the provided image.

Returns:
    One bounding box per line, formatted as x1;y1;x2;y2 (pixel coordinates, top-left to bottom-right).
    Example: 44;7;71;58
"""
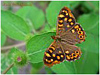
43;7;85;67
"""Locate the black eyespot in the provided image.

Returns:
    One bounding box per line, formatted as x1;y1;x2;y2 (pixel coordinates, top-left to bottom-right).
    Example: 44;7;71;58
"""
76;51;78;53
73;54;75;56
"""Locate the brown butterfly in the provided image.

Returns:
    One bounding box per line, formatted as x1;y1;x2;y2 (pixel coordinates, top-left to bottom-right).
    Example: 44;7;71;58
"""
43;7;85;67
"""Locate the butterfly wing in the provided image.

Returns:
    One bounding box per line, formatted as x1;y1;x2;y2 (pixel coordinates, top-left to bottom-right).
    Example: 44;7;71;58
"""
56;7;85;61
61;23;85;45
60;41;82;61
57;7;76;35
44;6;85;67
43;40;65;67
57;7;85;44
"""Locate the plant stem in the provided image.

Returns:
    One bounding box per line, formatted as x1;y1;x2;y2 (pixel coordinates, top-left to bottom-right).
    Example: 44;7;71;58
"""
1;42;25;52
2;63;14;74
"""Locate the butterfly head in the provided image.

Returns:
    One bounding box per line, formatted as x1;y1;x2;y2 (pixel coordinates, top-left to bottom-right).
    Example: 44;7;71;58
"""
51;36;61;41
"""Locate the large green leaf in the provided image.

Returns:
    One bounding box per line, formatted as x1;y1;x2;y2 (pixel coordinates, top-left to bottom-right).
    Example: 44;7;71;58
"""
30;62;43;74
26;32;99;74
27;32;56;54
51;49;99;74
51;13;99;74
78;13;99;53
78;32;99;53
45;67;54;74
51;61;75;74
46;1;80;28
1;10;30;40
16;6;45;30
75;50;99;74
27;32;56;63
1;32;6;46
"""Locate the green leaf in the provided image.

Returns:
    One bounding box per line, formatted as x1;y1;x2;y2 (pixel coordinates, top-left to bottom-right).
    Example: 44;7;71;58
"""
1;48;18;74
27;32;56;54
30;62;43;74
88;22;99;36
27;32;56;63
51;61;75;74
46;1;80;28
78;32;99;53
70;1;81;9
45;67;54;74
16;6;45;30
28;50;45;63
75;50;99;74
1;10;30;41
82;1;99;12
44;24;51;32
78;13;99;36
46;1;70;28
26;32;98;74
51;49;99;74
77;13;99;53
31;62;43;69
1;32;6;46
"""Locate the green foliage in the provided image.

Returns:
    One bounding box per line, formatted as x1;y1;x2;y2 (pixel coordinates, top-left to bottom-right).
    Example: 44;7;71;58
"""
82;1;99;12
51;61;75;74
51;50;99;74
1;48;18;74
1;10;30;41
1;32;6;46
43;24;51;32
27;32;56;63
77;13;99;53
78;13;99;36
30;62;43;74
75;50;99;74
46;1;70;28
16;6;45;30
1;1;99;74
78;33;99;53
45;67;54;74
46;1;80;28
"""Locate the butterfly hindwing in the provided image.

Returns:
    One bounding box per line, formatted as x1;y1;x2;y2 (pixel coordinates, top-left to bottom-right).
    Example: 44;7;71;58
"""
57;7;76;35
43;41;65;67
61;41;82;61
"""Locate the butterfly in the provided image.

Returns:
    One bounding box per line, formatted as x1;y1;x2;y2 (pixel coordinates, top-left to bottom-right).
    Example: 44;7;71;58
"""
43;7;85;67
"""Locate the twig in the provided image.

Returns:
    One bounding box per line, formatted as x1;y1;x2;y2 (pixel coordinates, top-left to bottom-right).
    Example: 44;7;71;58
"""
2;63;14;74
1;42;25;51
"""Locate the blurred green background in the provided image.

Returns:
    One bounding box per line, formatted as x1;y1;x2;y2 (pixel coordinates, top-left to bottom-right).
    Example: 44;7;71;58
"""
1;1;99;74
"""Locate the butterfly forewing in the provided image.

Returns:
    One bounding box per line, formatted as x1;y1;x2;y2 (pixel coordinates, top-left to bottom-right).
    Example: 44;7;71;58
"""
43;41;65;67
60;23;85;44
57;7;76;35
